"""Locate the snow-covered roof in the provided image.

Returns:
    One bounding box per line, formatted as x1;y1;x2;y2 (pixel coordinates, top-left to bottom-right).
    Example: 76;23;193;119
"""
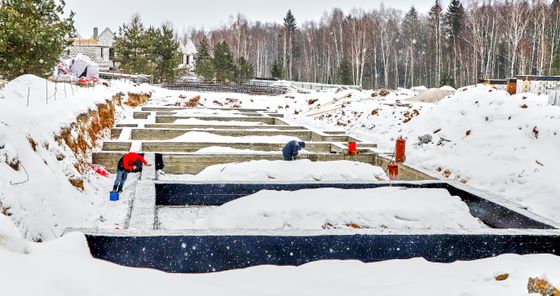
184;39;197;54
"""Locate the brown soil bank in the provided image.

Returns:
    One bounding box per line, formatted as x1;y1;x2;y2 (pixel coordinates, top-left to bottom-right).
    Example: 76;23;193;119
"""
54;92;151;189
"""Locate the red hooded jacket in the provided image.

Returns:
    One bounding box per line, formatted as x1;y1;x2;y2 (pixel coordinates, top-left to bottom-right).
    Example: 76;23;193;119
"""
120;152;148;171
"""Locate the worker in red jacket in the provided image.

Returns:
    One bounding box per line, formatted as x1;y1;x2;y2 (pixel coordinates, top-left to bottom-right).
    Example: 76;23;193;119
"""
112;152;149;193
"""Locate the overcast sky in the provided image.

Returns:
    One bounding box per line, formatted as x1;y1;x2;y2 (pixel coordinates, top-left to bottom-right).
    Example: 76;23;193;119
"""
66;0;435;37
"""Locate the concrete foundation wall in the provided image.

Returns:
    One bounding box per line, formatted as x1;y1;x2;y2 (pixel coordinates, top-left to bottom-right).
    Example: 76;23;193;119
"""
156;116;277;124
133;112;151;119
130;129;314;141
141;107;268;112
143;124;304;130
375;156;435;181
92;152;376;174
140;142;334;153
110;128;122;139
101;142;131;151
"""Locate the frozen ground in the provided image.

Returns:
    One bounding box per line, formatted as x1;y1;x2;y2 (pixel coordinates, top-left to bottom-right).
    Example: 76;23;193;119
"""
158;187;486;230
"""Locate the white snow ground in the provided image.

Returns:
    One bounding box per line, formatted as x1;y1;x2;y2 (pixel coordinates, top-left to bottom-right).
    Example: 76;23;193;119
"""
174;118;265;125
160;159;388;182
169;131;301;143
160;187;487;230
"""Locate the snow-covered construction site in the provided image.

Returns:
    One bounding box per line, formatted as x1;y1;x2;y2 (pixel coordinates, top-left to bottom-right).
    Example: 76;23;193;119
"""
1;75;560;295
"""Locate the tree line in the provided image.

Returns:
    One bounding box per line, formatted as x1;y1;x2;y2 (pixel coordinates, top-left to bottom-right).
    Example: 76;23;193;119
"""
194;37;254;83
185;0;560;89
4;0;560;89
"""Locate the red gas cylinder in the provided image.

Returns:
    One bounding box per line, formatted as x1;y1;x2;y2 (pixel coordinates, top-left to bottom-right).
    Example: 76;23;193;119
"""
348;141;357;155
395;137;406;163
388;163;399;180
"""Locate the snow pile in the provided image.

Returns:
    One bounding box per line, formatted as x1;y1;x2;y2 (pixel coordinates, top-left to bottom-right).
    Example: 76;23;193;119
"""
0;213;89;256
439;85;456;91
173;108;244;117
180;159;388;182
411;85;428;92
408;88;454;103
397;86;560;222
170;131;301;143
175;118;265;126
198;187;486;230
194;146;280;154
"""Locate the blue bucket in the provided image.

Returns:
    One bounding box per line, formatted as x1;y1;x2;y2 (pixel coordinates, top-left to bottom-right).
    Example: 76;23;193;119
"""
110;191;119;201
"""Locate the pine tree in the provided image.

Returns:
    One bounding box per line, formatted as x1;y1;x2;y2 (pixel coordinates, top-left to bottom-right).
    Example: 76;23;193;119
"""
337;59;353;85
271;61;284;79
283;10;297;80
114;15;151;74
144;26;159;76
194;37;215;81
444;0;464;86
195;37;211;61
151;24;184;83
444;0;465;40
0;0;75;79
234;57;254;83
440;71;455;87
284;10;297;31
213;41;235;82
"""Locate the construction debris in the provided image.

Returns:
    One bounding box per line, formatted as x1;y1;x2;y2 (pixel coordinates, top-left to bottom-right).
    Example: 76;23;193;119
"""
418;134;432;145
527;277;560;296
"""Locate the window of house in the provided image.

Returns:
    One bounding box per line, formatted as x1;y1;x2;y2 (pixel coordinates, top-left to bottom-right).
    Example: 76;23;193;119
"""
101;47;104;58
186;55;190;65
109;48;114;60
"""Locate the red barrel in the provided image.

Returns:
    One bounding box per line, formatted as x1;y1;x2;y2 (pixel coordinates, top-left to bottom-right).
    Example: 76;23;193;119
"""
348;142;357;155
388;163;399;180
395;137;406;163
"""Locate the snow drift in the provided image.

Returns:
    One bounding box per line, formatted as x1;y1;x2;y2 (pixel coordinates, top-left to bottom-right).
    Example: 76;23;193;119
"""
399;86;560;223
197;187;486;230
169;159;388;182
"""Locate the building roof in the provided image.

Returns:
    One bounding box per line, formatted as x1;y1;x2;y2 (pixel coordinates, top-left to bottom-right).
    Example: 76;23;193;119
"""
179;39;197;55
72;27;114;47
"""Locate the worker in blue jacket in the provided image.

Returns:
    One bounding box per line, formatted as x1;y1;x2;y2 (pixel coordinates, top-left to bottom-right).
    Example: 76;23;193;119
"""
282;140;306;160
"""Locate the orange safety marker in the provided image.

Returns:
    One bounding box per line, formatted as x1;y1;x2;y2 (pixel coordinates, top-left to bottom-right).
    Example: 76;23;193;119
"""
395;137;406;163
